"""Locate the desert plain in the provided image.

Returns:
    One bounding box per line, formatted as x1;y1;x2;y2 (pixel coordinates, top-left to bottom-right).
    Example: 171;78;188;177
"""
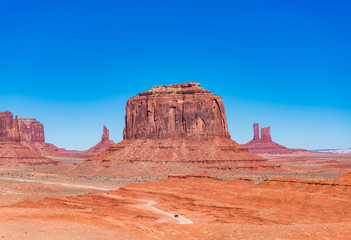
1;83;350;240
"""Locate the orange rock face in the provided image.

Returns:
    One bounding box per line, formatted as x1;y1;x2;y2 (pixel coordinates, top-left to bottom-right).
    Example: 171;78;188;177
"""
83;125;116;157
123;82;230;139
81;83;278;175
0;111;20;142
0;142;59;167
19;118;45;143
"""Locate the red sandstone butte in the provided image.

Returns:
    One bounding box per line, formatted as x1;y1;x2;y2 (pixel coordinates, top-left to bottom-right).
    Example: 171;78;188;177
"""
0;111;20;142
81;82;278;174
19;118;45;143
243;123;308;154
123;82;230;139
0;111;58;167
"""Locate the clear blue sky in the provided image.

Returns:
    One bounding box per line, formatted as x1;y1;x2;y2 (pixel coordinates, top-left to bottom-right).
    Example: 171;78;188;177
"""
1;0;350;150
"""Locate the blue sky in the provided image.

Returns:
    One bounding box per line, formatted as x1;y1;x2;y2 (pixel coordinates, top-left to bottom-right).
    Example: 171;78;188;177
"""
0;0;350;150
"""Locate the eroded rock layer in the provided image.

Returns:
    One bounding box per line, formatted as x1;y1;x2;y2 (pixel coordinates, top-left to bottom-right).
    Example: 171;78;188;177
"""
0;142;59;167
83;137;277;174
81;83;278;174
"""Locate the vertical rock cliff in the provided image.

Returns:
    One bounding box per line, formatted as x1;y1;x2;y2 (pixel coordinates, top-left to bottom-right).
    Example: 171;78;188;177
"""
260;126;272;142
123;82;230;140
253;123;260;141
18;118;45;143
101;125;110;141
0;111;20;142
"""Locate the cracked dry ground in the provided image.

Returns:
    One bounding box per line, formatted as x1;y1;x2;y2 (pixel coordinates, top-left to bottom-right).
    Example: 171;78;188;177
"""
0;172;351;239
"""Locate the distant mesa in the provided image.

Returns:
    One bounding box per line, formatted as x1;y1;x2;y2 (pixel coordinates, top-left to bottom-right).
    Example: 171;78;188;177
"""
243;123;308;154
0;111;58;167
81;82;279;175
19;119;116;161
0;110;116;166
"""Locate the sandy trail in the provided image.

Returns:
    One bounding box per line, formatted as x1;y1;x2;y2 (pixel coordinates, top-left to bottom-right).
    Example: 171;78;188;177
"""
104;193;194;224
0;177;194;224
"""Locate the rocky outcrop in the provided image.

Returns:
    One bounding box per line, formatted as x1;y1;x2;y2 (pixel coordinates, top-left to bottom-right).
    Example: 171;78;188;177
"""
101;125;109;141
80;83;279;176
123;82;230;140
18;118;45;143
260;126;272;142
244;123;308;154
0;111;58;167
16;115;115;162
0;111;20;142
84;125;116;157
253;123;260;141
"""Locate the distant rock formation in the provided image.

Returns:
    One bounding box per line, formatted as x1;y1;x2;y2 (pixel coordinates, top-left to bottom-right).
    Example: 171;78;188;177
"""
0;111;58;167
318;149;351;154
253;123;260;141
260;126;272;142
101;125;109;141
243;123;308;154
18;118;45;143
80;83;278;176
0;111;20;142
18;120;116;162
84;125;116;157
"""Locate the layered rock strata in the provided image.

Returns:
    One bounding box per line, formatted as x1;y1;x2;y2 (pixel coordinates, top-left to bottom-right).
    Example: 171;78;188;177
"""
20;123;116;162
81;83;278;175
244;123;308;154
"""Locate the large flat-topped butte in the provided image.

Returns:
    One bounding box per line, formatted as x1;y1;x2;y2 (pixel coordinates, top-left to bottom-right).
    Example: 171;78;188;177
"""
124;82;230;139
81;83;278;175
